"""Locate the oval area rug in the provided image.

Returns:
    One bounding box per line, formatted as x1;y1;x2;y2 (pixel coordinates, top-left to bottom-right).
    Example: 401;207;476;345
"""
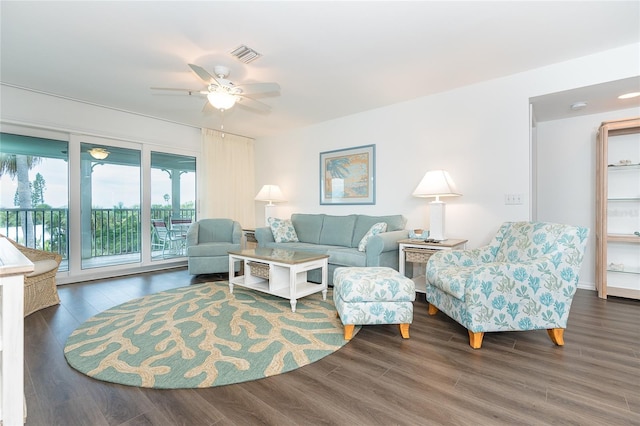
64;281;356;389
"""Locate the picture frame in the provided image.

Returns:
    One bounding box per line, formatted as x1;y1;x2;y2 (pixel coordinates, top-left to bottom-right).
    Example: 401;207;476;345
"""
319;144;375;205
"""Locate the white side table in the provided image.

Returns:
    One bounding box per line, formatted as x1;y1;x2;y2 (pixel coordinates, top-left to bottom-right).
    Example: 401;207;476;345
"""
398;238;467;293
243;229;258;250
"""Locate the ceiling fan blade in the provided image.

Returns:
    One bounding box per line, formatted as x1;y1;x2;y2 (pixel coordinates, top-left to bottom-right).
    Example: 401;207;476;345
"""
236;82;281;95
150;87;206;95
236;95;272;112
188;63;221;86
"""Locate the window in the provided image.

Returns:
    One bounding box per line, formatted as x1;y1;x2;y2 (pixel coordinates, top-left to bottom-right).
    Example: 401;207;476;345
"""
1;131;199;281
0;133;69;270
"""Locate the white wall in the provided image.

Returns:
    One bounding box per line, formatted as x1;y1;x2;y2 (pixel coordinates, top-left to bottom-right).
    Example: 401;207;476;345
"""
0;85;201;149
255;43;640;288
536;107;640;290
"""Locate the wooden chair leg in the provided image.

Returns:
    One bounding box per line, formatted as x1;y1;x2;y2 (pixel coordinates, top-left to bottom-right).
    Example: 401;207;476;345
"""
547;328;565;346
468;330;484;349
343;324;355;341
428;304;439;315
399;323;410;339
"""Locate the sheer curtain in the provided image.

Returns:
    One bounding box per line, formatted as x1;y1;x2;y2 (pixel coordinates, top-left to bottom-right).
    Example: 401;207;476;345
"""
201;129;255;229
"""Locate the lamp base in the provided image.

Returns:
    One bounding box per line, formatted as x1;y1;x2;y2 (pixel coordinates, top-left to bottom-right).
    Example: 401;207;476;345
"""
429;200;446;241
264;204;276;226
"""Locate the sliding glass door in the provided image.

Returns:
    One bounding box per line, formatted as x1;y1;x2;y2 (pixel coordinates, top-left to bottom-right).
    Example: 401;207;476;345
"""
2;129;199;281
80;142;141;269
150;152;196;260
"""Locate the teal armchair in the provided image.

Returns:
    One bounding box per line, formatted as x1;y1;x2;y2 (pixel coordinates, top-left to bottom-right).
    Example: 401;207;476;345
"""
426;221;589;349
186;218;242;275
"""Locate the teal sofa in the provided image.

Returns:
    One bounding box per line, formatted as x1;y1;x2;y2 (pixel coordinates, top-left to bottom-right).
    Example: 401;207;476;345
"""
186;218;242;275
255;213;408;285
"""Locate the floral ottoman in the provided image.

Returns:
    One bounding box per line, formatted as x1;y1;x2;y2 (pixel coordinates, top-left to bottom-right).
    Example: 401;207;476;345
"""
333;267;416;340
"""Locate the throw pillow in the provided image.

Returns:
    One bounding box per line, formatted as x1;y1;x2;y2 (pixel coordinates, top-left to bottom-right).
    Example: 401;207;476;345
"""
268;217;299;243
358;222;387;252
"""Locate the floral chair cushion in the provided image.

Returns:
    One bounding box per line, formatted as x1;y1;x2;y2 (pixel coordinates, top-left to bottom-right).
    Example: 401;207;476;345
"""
494;222;567;263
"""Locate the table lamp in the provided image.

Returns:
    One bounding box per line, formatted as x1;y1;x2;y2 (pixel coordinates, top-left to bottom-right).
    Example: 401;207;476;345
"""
412;170;461;241
255;184;286;225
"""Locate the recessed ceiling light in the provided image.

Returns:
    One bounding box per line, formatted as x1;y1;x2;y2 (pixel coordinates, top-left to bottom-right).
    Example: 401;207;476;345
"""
570;101;587;111
618;92;640;99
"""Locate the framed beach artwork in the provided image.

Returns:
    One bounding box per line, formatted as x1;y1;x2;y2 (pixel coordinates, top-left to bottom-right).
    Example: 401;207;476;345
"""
319;144;376;205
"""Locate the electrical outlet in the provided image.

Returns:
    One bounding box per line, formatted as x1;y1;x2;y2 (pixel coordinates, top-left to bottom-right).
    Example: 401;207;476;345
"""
504;193;524;205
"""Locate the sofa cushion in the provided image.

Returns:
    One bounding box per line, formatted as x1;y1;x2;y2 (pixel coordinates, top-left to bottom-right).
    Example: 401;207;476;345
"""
291;213;324;244
268;217;299;243
358;222;387;252
327;248;367;267
319;214;357;247
351;215;406;247
260;241;330;254
333;267;416;302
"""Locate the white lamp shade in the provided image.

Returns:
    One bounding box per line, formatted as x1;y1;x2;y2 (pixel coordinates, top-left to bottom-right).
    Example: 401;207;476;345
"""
207;91;237;110
255;185;286;205
412;170;461;199
413;170;461;241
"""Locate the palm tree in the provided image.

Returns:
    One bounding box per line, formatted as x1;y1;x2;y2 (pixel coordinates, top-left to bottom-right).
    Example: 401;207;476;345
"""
0;153;42;247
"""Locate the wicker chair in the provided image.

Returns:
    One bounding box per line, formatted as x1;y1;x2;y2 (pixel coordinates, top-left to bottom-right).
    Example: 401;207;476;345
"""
3;236;62;317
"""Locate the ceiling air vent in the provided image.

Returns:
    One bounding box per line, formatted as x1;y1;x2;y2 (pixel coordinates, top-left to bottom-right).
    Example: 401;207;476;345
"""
230;45;261;64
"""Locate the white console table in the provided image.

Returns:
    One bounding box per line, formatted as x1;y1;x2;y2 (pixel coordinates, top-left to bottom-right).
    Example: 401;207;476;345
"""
0;237;33;425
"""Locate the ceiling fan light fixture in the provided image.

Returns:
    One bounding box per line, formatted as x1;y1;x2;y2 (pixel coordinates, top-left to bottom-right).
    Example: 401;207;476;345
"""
207;91;237;110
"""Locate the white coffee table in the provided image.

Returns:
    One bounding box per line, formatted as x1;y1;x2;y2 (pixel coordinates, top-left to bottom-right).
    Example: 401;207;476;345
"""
227;248;329;312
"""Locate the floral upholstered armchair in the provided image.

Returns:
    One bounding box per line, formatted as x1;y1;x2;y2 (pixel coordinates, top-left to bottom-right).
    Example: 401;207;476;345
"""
426;222;589;349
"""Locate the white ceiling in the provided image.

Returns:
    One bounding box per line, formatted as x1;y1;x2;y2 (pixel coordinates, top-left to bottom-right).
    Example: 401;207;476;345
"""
1;1;639;139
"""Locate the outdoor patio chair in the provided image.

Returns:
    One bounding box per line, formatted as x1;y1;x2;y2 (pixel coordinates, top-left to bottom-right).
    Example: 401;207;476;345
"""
151;219;186;258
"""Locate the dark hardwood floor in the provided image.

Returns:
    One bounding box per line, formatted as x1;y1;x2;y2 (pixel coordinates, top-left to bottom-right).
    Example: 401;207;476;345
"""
24;268;639;425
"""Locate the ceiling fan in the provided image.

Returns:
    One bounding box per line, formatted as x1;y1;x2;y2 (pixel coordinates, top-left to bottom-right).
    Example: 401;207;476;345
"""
152;64;280;112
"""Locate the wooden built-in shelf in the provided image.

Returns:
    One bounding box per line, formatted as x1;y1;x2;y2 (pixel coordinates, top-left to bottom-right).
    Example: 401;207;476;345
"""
596;117;640;300
607;234;640;244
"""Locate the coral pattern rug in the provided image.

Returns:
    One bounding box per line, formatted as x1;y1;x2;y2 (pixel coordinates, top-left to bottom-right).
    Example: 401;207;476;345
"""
64;282;354;389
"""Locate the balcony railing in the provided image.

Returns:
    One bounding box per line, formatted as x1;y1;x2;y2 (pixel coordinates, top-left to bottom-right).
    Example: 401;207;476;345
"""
0;208;67;254
0;208;195;271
